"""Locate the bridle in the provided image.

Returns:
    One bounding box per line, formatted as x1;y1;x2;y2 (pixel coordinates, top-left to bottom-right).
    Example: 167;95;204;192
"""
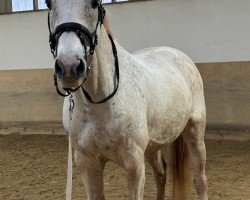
47;2;120;104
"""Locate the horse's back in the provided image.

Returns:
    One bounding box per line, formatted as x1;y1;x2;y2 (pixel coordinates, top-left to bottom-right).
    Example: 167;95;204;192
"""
134;46;202;86
133;46;204;103
132;46;205;144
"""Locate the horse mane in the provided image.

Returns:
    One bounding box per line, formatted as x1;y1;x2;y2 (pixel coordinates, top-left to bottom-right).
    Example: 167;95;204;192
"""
103;13;114;38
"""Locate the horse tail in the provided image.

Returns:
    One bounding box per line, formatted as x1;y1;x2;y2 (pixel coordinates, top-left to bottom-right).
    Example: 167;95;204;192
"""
171;134;190;200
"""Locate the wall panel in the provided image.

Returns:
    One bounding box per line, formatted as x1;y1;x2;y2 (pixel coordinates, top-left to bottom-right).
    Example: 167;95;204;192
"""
0;0;250;70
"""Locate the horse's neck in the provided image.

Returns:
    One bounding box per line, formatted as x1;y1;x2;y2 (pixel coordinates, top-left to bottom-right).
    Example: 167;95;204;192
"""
75;26;129;106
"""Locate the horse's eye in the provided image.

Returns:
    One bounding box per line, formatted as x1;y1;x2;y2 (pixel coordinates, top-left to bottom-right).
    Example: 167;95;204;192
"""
91;0;99;9
45;0;52;9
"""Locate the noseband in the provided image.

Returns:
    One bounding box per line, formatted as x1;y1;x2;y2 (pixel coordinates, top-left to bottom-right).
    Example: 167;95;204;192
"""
47;3;120;104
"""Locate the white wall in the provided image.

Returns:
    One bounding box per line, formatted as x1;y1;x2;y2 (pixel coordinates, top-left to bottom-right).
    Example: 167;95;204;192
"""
0;0;250;70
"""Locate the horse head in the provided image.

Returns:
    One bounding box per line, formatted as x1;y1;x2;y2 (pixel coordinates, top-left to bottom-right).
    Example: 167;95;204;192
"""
46;0;105;89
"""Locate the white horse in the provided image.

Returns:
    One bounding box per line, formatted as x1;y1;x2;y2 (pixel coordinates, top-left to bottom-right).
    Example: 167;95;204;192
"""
46;0;208;199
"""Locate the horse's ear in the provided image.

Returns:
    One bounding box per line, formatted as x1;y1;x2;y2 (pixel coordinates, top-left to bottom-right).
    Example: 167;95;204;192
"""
98;1;106;23
91;0;99;9
45;0;52;9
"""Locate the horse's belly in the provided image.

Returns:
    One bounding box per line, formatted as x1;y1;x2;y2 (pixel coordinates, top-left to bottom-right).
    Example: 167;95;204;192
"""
148;112;189;145
147;87;191;145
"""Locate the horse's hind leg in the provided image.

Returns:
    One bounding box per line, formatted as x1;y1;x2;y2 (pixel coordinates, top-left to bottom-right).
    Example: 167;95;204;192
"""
184;118;208;200
74;151;106;200
146;150;167;200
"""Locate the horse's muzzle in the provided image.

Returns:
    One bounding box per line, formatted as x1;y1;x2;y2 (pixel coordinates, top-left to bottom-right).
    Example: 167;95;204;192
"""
54;56;86;88
55;58;85;78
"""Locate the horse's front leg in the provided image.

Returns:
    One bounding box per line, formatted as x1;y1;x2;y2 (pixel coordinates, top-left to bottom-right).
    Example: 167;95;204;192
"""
122;146;146;200
74;151;106;200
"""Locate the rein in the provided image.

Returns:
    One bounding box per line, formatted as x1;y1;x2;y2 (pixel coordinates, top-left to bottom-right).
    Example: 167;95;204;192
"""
81;34;120;104
47;3;120;104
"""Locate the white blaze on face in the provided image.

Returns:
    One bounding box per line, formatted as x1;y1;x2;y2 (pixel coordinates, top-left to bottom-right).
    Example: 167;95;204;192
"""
57;32;85;62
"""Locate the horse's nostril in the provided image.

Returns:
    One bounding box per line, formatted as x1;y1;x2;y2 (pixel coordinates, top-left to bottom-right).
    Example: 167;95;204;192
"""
55;59;64;77
74;59;85;77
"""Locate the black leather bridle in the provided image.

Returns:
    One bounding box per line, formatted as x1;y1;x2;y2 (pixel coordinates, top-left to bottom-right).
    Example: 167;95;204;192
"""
47;2;120;104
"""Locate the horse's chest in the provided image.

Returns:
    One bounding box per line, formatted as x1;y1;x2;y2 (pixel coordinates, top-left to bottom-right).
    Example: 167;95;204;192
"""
72;122;125;160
